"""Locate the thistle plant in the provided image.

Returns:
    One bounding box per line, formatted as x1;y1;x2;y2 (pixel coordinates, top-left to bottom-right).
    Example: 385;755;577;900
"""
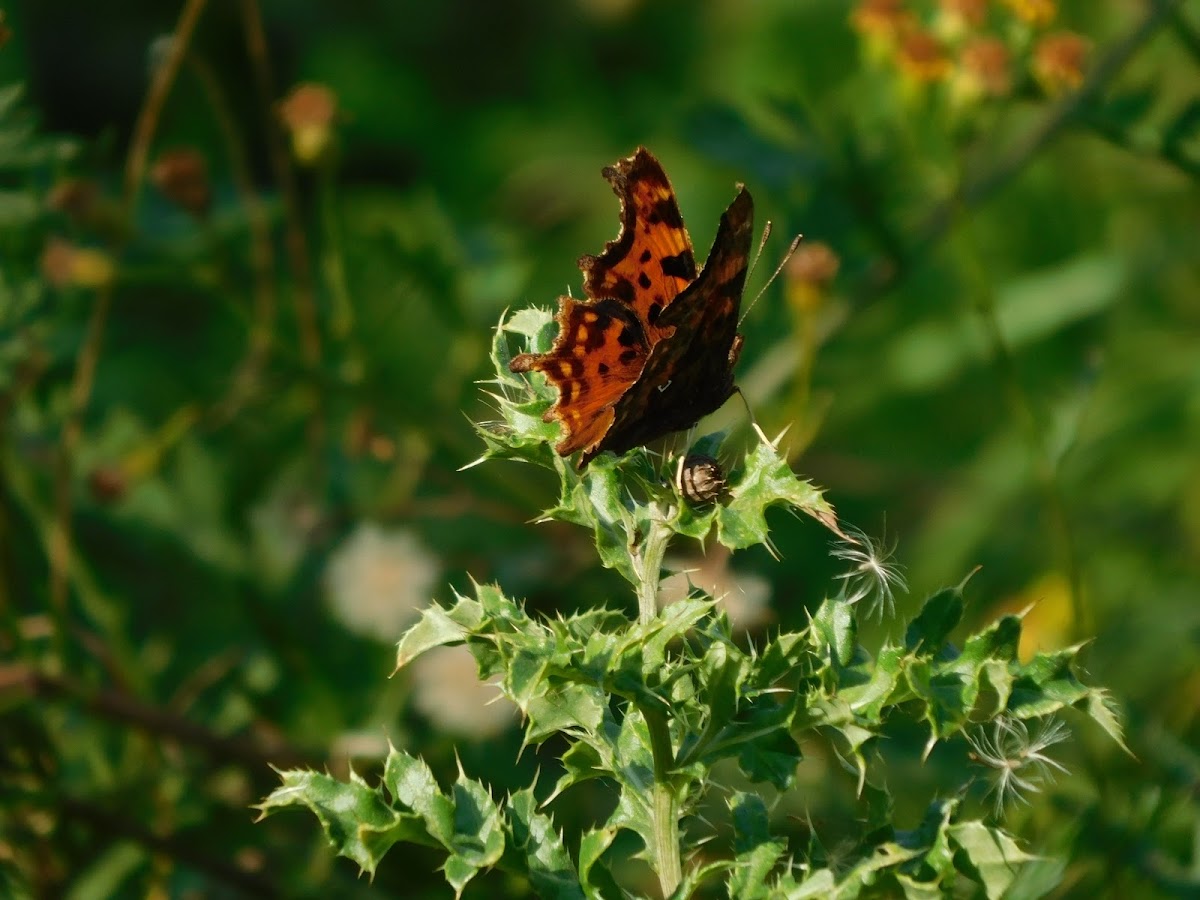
258;308;1125;898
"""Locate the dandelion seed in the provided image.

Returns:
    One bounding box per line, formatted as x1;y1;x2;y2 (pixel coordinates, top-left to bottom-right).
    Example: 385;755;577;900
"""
829;525;907;620
967;716;1070;816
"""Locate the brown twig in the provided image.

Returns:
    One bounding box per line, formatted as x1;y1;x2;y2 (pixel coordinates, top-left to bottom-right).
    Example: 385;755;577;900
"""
122;0;211;213
186;52;280;423
49;0;211;639
238;0;324;383
1;665;319;770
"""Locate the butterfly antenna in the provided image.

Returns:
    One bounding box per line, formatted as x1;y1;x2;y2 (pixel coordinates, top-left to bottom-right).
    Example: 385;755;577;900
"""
732;387;773;449
745;220;773;284
738;233;804;327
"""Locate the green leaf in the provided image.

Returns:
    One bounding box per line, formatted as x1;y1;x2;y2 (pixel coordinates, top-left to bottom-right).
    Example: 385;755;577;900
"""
383;747;456;845
1008;643;1117;730
1163;98;1200;151
716;442;843;549
442;769;506;895
257;768;427;876
524;683;607;743
506;789;584;899
948;821;1035;899
837;643;905;721
906;659;977;741
727;793;786;899
811;596;856;667
904;587;963;655
1082;689;1130;754
578;827;622;900
394;596;477;670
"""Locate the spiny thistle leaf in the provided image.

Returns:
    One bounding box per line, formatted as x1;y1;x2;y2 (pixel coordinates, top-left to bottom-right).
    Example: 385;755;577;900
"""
256;768;428;877
505;788;584;900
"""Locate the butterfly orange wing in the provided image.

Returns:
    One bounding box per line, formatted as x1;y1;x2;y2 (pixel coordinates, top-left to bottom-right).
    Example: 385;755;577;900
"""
578;148;697;344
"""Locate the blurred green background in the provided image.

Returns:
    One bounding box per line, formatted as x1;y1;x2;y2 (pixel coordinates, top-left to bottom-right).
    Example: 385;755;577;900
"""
2;0;1198;896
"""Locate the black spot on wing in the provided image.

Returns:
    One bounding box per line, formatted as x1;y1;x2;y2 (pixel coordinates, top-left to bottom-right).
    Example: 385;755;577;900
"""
661;251;695;281
653;198;684;229
608;277;635;304
637;272;652;289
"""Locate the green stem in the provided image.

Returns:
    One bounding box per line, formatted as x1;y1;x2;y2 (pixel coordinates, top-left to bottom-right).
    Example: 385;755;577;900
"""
634;508;672;625
318;161;355;342
641;705;681;897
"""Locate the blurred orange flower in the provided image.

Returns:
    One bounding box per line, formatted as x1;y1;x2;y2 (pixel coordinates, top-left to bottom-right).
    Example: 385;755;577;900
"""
1033;31;1090;95
897;30;953;83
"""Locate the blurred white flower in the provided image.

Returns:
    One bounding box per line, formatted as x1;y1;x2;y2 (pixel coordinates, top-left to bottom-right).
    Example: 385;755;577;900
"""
409;645;517;739
659;545;773;630
249;464;322;588
325;524;439;640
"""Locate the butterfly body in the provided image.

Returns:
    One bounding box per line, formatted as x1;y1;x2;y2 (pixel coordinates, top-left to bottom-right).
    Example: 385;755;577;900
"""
510;147;753;468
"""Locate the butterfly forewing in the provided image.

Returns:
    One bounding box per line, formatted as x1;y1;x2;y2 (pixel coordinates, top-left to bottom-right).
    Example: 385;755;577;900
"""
580;188;753;466
578;148;697;345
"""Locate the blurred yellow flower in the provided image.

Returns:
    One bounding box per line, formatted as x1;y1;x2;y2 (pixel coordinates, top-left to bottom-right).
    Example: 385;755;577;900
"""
851;0;916;63
325;523;438;640
278;82;338;166
897;30;953;85
1033;31;1090;95
992;571;1074;661
951;36;1014;105
785;241;841;315
936;0;988;42
1000;0;1056;26
40;237;116;290
409;645;517;739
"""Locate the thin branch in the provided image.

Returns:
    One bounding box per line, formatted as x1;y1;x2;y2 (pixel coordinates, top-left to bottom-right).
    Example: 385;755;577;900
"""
2;665;320;770
238;0;324;379
123;0;211;213
57;796;280;897
186;52;280;424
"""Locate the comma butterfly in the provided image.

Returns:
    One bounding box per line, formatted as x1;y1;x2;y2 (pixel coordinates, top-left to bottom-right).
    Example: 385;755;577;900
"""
510;147;753;468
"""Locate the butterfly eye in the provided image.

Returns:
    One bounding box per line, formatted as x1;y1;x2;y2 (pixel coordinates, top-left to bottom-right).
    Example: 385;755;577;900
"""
676;454;726;505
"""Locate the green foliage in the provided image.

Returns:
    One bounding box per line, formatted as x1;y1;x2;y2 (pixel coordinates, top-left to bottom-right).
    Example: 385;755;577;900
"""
5;1;1199;896
261;312;1121;898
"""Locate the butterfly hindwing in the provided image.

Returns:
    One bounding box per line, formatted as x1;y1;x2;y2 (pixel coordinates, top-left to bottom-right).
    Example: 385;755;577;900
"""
509;297;648;456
